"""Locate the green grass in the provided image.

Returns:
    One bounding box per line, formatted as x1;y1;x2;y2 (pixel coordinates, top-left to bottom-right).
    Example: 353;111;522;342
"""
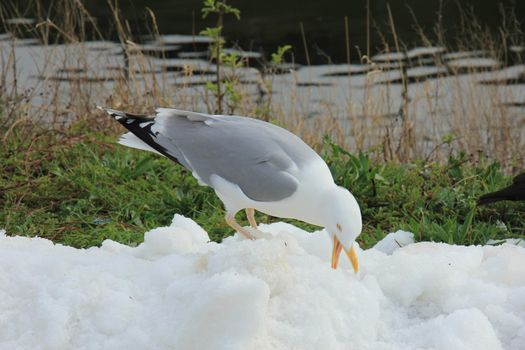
1;123;524;249
324;142;525;247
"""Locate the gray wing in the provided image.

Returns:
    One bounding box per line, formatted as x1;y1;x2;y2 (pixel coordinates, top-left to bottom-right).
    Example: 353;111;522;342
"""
105;107;317;202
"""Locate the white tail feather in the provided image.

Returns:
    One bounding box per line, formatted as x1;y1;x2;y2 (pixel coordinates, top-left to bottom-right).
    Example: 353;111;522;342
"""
118;132;164;156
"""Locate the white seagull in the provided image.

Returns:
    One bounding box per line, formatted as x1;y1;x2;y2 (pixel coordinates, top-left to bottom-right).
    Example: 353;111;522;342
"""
98;106;362;271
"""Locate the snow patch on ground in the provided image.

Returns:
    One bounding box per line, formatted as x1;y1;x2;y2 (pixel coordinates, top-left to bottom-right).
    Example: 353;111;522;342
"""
0;216;524;350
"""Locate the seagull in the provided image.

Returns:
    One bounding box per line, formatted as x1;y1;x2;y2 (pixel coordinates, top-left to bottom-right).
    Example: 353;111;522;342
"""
98;106;362;271
478;173;525;205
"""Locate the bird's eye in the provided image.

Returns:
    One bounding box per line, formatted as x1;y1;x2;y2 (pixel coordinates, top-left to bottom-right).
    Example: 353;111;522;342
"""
336;223;342;231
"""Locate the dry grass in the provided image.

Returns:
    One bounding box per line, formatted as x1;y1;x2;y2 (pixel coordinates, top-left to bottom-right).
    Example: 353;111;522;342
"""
0;0;523;172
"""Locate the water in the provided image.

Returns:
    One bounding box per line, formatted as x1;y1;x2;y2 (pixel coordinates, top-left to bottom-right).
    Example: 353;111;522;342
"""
4;0;525;64
2;35;523;148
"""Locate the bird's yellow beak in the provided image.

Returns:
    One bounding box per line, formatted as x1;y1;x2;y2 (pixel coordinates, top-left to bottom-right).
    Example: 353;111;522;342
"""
331;235;359;272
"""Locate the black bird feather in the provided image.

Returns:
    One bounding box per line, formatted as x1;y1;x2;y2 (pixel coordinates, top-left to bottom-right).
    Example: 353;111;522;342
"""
478;173;525;205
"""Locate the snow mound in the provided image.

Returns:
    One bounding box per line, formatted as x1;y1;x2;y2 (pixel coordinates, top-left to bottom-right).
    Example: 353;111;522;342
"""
0;217;524;350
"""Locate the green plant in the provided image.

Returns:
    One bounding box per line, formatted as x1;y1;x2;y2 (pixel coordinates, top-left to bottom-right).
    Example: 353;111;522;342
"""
271;45;292;65
200;0;241;114
322;139;524;248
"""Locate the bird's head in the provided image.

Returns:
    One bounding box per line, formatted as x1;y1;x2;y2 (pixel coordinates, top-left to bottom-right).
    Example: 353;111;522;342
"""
322;186;362;271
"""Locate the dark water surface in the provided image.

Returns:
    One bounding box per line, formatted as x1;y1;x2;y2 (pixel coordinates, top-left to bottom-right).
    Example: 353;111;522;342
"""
6;0;525;63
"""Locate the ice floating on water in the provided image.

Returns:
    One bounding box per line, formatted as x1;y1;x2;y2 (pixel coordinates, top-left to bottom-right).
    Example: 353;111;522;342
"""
0;215;524;350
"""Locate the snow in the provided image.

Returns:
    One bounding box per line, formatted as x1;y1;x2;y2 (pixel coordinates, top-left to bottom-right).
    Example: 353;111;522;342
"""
406;46;445;58
487;238;525;249
6;17;36;25
1;215;524;350
443;50;487;60
148;34;214;45
446;58;501;69
371;51;406;62
373;230;414;254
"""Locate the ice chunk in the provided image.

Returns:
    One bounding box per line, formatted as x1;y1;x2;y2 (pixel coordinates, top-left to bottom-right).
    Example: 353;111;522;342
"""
373;230;415;254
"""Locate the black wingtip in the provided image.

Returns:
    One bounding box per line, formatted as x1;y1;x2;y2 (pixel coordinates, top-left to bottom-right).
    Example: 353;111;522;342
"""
98;106;182;165
478;194;505;206
512;173;525;185
477;176;525;205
